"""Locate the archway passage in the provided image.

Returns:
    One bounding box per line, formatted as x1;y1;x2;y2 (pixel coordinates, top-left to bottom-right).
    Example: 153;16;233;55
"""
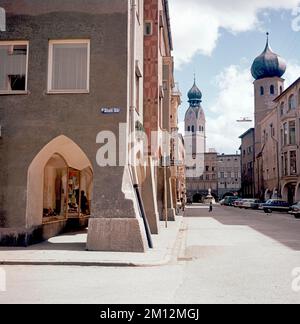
193;193;203;203
26;135;93;241
282;183;296;205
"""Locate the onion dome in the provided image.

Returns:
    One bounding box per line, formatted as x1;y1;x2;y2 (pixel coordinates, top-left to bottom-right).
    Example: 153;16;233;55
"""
251;33;286;80
188;78;202;106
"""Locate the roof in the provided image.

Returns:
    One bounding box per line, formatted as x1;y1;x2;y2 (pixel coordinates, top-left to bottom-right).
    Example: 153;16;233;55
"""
274;76;300;102
239;128;255;139
164;0;173;51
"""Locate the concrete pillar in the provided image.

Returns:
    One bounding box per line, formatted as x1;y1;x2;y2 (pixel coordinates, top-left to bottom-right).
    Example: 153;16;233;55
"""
141;157;160;234
166;168;176;221
170;176;178;214
87;165;148;252
157;166;164;221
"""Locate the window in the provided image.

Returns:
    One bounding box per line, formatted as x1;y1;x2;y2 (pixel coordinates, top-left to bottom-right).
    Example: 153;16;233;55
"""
280;102;285;116
280;86;283;94
0;41;29;94
270;85;275;95
191;125;195;133
0;7;6;32
206;166;209;172
187;126;191;132
288;94;296;110
289;121;296;145
283;123;288;146
290;151;297;175
135;74;140;113
260;86;264;96
48;40;90;93
284;152;288;176
145;22;153;36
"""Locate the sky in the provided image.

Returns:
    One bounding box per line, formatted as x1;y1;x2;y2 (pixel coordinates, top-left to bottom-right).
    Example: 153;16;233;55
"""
168;0;300;154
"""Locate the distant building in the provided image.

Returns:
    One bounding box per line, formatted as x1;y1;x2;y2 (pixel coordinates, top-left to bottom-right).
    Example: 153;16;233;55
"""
241;33;300;204
239;128;255;198
217;154;241;199
276;77;300;204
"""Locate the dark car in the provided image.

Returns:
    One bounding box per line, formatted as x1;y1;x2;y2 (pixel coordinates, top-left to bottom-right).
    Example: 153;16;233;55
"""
250;200;263;210
261;199;291;213
289;202;300;219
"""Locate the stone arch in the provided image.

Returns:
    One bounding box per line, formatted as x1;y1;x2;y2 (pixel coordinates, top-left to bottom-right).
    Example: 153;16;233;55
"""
281;182;297;205
295;183;300;202
26;135;93;228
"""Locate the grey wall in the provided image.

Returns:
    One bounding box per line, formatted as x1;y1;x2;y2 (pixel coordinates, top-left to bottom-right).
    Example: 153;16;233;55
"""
0;0;130;228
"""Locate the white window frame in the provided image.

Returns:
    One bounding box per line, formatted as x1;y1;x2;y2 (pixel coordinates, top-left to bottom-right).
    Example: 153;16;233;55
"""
47;39;90;94
0;40;29;95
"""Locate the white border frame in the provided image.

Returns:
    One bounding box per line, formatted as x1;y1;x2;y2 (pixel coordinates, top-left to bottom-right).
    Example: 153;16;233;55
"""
0;40;29;95
47;39;90;94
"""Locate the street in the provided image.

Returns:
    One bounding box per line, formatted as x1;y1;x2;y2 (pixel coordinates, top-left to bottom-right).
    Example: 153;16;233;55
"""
1;205;300;304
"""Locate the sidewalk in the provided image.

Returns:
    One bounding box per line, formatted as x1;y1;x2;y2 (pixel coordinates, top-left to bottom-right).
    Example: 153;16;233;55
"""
0;217;183;267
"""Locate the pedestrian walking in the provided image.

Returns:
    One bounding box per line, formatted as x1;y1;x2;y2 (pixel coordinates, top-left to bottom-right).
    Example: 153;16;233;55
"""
209;202;213;213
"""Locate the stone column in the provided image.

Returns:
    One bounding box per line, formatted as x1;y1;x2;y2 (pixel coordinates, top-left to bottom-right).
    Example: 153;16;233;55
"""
87;165;148;252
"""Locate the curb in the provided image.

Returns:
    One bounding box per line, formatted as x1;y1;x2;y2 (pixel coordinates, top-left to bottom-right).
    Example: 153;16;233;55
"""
0;218;183;268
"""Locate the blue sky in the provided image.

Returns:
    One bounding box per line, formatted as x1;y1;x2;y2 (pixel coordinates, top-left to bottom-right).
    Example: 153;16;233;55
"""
169;0;300;154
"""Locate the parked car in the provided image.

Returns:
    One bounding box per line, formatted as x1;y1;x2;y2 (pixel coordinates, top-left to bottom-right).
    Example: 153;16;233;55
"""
250;200;263;210
241;199;260;209
233;199;244;208
219;199;225;206
289;202;300;219
223;196;240;206
261;199;291;213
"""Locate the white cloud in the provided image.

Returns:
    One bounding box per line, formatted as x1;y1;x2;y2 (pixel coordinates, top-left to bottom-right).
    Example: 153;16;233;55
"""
285;61;300;84
169;0;300;67
205;60;300;154
205;64;254;154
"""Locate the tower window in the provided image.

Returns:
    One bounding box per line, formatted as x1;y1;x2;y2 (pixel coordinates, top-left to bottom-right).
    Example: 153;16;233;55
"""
191;125;195;133
260;86;264;96
187;126;191;132
270;85;275;95
280;86;283;94
144;21;153;36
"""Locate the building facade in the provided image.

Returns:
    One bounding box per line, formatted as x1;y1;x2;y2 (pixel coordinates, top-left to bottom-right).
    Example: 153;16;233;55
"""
0;0;181;251
143;0;177;225
217;154;241;199
240;34;300;204
239;128;255;198
276;78;300;204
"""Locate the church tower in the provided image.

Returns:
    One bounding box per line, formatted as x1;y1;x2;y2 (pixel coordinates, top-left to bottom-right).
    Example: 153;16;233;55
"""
251;33;287;155
184;78;206;179
251;33;287;197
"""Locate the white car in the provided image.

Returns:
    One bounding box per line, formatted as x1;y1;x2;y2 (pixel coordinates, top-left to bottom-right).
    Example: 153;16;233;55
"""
241;199;259;209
